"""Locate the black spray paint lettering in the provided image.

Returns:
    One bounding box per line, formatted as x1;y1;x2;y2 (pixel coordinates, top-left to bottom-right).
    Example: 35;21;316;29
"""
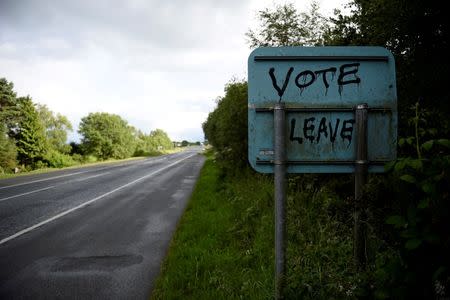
289;117;355;146
269;67;294;102
316;117;328;143
269;63;360;97
303;117;316;143
295;71;316;95
340;119;355;145
329;118;340;143
315;67;337;95
289;119;303;144
338;63;361;94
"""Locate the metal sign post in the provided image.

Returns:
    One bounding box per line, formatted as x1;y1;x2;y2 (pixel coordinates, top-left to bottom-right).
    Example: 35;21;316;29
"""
274;103;287;298
354;103;368;268
247;47;397;297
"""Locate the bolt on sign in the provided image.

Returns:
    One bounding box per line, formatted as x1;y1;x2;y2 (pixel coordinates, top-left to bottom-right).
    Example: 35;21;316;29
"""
248;47;397;173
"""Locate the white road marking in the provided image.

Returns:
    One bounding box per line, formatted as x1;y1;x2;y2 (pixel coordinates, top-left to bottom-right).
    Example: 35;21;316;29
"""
0;171;89;190
75;172;111;182
0;172;112;203
0;185;57;202
0;157;157;190
0;154;176;201
0;153;197;246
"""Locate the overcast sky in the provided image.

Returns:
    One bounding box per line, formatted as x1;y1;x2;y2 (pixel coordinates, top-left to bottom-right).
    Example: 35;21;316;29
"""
0;0;347;142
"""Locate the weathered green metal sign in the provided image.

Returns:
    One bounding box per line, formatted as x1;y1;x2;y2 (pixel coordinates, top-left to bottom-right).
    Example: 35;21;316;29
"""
248;46;397;173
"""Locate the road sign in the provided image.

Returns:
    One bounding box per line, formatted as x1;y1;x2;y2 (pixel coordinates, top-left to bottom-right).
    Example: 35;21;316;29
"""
248;47;397;173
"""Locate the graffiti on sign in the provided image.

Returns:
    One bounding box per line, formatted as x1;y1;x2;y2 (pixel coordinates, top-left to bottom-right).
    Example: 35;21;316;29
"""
248;46;397;173
269;63;361;100
289;117;355;146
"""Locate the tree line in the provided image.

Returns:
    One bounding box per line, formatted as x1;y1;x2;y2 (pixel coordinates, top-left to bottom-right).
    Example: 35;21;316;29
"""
203;0;449;298
0;77;174;173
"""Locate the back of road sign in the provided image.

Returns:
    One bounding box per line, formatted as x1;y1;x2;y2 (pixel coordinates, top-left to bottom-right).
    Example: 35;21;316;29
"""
248;47;397;173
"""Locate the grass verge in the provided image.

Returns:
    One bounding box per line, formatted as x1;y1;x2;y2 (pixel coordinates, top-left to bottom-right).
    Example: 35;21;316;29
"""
152;153;362;299
151;153;274;299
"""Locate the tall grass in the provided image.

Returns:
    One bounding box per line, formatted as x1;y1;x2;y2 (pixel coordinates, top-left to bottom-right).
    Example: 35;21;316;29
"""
152;153;363;299
152;155;273;299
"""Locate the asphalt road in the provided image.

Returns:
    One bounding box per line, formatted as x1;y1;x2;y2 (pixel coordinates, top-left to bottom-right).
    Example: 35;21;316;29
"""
0;149;205;300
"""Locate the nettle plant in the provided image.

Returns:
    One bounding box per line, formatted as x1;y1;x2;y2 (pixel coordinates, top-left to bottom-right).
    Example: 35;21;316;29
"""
381;102;450;298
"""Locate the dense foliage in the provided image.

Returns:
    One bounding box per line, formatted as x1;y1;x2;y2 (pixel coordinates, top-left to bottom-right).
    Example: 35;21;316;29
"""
202;80;248;170
13;96;48;167
246;2;328;47
37;104;73;154
203;0;449;298
0;125;17;172
78;112;137;160
0;78;18;172
327;0;450;298
134;128;174;156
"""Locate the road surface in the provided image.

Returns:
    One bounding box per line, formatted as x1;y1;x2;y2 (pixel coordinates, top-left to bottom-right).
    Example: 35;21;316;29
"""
0;149;205;299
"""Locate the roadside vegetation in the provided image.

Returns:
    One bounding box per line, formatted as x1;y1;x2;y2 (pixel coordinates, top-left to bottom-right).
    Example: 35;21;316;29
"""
153;151;362;299
154;0;449;298
0;78;197;176
152;151;273;299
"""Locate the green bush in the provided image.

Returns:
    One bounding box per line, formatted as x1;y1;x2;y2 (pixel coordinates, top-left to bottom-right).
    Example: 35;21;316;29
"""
0;126;17;173
32;160;48;170
78;112;136;160
133;149;147;157
133;149;162;157
82;155;98;164
43;149;76;168
202;80;248;171
365;104;450;299
70;153;83;163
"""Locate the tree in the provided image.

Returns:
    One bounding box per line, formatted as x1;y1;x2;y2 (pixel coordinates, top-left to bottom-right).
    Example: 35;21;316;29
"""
202;79;248;168
0;78;17;120
134;128;173;156
78;112;136;160
13;97;47;167
327;0;450;116
301;1;330;46
0;78;20;135
0;125;17;172
36;104;73;153
246;1;329;48
148;129;173;150
1;78;51;169
0;78;19;172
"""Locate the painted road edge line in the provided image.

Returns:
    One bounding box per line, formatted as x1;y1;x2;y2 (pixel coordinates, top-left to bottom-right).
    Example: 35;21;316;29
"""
0;171;89;190
0;172;112;203
75;172;111;182
0;155;162;190
0;185;57;202
0;153;197;246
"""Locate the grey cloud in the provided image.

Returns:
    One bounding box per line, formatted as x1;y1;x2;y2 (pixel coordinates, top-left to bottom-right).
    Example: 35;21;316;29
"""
0;0;250;58
0;0;251;142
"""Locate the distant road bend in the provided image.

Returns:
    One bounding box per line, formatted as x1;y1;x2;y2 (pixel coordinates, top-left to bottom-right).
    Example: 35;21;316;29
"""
0;149;205;299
